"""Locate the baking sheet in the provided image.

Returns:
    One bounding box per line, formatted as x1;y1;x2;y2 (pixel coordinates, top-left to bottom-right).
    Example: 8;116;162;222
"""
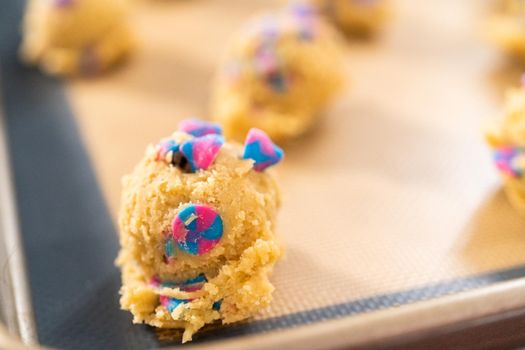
68;0;525;314
3;0;525;349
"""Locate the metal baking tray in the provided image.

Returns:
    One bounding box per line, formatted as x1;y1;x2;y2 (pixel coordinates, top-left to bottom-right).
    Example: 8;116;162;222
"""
3;0;525;349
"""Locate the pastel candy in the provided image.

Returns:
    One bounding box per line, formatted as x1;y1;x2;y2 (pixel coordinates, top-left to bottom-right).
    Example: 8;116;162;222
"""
494;146;525;178
153;274;222;313
288;2;317;41
179;119;223;137
172;204;223;256
156;274;207;312
159;274;207;290
180;135;224;172
156;139;180;162
243;128;284;171
160;296;186;313
254;45;288;92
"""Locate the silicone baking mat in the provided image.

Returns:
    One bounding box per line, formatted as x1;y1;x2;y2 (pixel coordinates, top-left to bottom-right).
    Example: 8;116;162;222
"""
2;0;525;349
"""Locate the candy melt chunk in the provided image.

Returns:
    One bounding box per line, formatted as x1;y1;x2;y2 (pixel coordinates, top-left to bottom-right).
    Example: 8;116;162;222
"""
243;128;284;171
494;146;525;178
179;119;223;137
156;274;207;312
153;274;223;314
172;204;223;256
156;139;180;162
180;135;224;172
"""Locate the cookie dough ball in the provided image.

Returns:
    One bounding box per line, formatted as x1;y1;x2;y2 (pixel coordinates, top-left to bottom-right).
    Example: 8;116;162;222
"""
486;0;525;60
314;0;389;37
211;3;344;142
20;0;133;76
486;83;525;214
118;119;285;342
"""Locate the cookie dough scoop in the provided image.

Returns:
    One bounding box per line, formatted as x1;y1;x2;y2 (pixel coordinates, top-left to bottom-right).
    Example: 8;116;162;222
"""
314;0;390;37
117;119;284;342
486;78;525;214
20;0;134;76
211;2;345;142
485;0;525;60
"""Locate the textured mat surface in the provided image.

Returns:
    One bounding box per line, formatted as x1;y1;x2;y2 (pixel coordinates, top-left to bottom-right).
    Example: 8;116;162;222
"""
2;0;525;349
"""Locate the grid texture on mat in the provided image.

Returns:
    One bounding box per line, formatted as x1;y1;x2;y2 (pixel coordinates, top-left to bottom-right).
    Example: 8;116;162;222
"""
69;0;525;319
2;0;525;350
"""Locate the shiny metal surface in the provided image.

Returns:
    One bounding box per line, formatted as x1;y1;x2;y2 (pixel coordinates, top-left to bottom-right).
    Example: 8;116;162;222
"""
0;75;37;345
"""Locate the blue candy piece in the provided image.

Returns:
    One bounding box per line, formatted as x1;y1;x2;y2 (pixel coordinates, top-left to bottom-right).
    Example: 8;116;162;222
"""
179;119;223;137
243;128;284;171
180;135;224;172
165;298;187;313
212;300;223;311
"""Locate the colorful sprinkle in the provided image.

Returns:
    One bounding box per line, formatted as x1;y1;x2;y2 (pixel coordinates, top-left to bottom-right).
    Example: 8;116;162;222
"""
172;204;223;256
179;119;223;137
493;146;525;178
180;135;224;172
243;128;284;171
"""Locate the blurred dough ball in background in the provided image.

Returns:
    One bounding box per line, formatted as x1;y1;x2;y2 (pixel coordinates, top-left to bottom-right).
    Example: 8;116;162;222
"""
20;0;134;76
211;2;345;142
485;0;525;60
314;0;389;37
486;81;525;215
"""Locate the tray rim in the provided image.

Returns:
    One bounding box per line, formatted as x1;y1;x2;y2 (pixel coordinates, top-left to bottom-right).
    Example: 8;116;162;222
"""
2;91;525;350
2;276;525;349
183;278;525;350
0;78;37;346
2;65;525;350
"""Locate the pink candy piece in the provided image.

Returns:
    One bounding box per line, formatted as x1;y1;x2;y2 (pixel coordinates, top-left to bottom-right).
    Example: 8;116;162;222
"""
180;135;224;172
243;128;284;171
172;204;223;256
178;119;223;137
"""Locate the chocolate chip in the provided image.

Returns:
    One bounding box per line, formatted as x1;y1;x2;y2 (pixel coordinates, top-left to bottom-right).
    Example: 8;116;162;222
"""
171;152;192;173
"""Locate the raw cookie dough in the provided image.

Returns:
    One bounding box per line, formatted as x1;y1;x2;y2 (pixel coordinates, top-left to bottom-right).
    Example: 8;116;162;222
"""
211;3;344;142
486;81;525;214
314;0;389;37
20;0;133;76
118;119;285;342
485;0;525;60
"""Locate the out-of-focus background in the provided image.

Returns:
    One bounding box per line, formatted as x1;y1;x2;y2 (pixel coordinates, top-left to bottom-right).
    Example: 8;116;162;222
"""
3;0;525;349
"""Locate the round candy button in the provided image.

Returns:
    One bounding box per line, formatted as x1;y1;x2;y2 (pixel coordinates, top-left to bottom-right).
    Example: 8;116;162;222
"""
172;204;223;256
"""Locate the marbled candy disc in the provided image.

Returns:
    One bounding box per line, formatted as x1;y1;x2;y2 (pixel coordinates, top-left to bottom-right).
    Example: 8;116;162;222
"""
172;204;223;255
